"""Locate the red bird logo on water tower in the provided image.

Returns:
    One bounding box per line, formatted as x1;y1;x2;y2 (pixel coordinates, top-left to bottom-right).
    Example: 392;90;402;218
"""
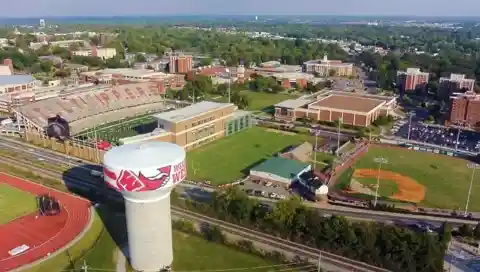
103;166;172;192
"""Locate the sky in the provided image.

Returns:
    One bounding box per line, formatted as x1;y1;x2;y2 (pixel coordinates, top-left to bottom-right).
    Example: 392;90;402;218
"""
3;0;480;18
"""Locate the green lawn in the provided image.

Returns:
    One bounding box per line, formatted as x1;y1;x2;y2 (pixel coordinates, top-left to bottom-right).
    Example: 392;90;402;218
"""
353;146;478;210
0;183;37;224
187;127;313;184
76;115;158;142
172;231;281;271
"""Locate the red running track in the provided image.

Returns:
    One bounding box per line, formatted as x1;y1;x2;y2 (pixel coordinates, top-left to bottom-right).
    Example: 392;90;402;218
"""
0;173;91;271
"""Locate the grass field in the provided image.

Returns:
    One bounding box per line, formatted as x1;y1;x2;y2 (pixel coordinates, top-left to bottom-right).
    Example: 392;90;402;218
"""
172;231;280;271
350;146;480;210
0;183;37;224
76;115;157;142
187;127;313;184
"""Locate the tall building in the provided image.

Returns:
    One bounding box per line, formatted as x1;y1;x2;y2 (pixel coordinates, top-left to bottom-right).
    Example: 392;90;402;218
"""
397;68;429;93
39;19;46;28
439;74;475;100
448;92;480;128
168;54;193;74
302;55;354;77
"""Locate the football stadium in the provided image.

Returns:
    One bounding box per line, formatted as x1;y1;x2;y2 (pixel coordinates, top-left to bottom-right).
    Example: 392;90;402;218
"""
12;82;189;143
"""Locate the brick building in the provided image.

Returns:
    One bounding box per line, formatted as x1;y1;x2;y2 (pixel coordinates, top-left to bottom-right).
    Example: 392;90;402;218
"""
439;74;475;101
274;92;396;127
448;92;480;128
302;55;354;77
397;68;429;93
169;54;193;74
120;101;252;150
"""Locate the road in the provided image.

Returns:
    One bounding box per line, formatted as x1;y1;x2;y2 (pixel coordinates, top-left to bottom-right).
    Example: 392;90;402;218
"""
0;136;477;228
0;152;387;272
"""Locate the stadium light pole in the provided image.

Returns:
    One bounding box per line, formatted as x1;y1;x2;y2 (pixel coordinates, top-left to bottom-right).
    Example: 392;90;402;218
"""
225;68;231;103
465;163;479;216
373;157;388;208
455;128;461;151
313;131;319;171
336;117;342;155
407;113;413;142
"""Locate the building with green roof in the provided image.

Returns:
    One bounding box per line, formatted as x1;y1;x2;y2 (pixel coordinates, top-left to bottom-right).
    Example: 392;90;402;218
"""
249;157;311;184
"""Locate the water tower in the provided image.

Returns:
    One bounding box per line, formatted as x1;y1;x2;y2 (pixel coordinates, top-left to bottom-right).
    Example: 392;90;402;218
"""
103;142;187;272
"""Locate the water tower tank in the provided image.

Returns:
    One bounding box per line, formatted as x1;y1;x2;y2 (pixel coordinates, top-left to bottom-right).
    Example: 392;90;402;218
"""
103;141;186;272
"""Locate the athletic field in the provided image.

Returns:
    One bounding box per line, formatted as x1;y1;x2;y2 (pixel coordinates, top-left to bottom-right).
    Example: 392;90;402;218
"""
345;146;479;210
0;183;37;224
187;127;314;184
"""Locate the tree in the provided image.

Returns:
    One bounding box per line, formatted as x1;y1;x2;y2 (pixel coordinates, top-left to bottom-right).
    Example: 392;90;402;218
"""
328;69;337;77
39;61;53;73
439;222;452;245
459;223;473;237
135;54;147;62
473;222;480;240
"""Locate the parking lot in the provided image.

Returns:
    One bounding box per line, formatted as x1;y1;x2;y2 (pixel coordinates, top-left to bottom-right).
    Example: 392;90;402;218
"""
237;178;293;201
391;111;480;153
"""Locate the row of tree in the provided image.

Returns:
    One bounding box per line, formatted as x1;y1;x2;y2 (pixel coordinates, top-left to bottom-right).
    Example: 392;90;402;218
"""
173;187;451;272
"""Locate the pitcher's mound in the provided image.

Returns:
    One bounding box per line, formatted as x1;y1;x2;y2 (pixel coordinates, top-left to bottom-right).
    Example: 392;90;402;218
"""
353;169;426;203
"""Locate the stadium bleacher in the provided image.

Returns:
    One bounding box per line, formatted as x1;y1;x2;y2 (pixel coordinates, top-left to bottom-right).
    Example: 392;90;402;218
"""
16;82;166;134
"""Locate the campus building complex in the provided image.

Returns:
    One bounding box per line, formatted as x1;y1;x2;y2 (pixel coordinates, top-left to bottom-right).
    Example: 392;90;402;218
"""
120;101;252;150
447;91;480;128
302;55;354;77
397;68;429;93
439;74;475;101
274;91;397;127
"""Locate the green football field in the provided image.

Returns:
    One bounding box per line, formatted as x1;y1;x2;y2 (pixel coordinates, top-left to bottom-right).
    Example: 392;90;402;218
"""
350;146;480;210
0;183;37;224
187;127;315;184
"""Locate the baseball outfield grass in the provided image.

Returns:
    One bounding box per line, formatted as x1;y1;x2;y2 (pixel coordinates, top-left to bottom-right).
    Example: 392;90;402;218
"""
186;127;315;184
345;146;480;210
0;183;37;224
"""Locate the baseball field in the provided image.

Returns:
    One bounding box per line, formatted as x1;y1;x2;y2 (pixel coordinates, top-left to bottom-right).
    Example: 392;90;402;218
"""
342;145;480;211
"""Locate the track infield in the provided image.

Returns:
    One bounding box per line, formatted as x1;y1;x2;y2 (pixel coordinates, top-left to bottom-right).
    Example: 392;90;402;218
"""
0;183;37;224
343;145;480;210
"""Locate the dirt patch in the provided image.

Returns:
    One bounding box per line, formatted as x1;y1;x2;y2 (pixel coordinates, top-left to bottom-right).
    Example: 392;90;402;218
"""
352;169;426;203
266;128;296;136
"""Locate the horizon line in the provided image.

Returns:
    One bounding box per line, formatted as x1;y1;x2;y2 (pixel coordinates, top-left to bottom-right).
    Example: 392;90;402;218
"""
2;14;480;19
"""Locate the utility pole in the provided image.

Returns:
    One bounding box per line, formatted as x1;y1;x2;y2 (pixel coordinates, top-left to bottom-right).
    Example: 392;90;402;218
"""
313;131;319;171
465;163;479;216
373;157;388;207
93;123;100;163
336;117;342;155
224;68;232;103
407;113;413;142
317;252;322;272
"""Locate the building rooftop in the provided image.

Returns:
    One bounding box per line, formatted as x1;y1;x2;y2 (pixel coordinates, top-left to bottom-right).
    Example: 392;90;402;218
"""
251;157;310;181
0;75;35;86
154;101;234;123
275;99;313;109
309;94;385;113
272;72;314;80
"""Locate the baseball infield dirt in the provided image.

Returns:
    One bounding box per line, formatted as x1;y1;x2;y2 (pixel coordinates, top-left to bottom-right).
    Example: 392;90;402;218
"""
353;169;426;203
